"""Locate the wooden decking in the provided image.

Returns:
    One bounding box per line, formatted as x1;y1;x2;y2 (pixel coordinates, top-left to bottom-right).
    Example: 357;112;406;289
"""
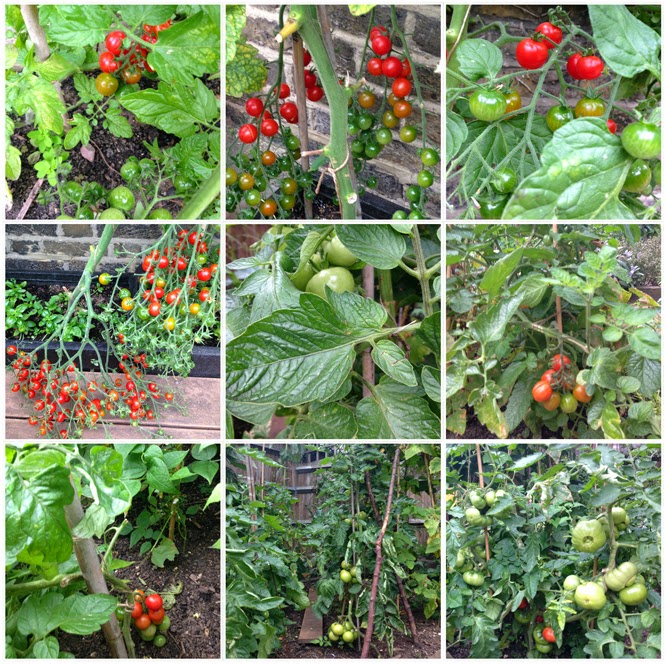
5;372;220;439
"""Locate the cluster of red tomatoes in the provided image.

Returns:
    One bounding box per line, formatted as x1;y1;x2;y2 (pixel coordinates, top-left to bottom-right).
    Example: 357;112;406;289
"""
7;350;169;438
516;20;605;76
366;25;414;121
128;590;170;647
531;354;592;414
95;21;171;96
117;228;217;330
238;50;324;145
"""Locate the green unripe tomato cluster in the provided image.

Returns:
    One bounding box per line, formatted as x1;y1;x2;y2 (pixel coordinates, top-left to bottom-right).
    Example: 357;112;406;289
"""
326;235;358;267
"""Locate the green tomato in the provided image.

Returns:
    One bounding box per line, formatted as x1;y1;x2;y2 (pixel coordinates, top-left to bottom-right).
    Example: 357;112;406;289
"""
484;490;496;507
342;630;355;643
454;550;467;569
546;105;574;132
533;627;548;645
621;122;661;160
611;506;627;525
140;624;157;640
76;206;94;219
62;181;83;203
340;570;352;583
157;615;171;633
173;174;192;193
420;148;439;167
563;575;582;591
618;582;647;606
290;262;316;291
305;267;355;299
605;561;638;591
120;159;140;181
329;630;339;642
574;582;607;610
99;207;126;220
469;88;507;122
490;167;517;194
514;609;531;624
535;644;552;654
153;634;166;648
653;160;661;186
137;307;150;321
478;196;507;219
331;622;345;636
115;607;126;620
392;210;408;219
56;215;75;219
560;393;578;413
417;170;434;188
326;235;358;267
571;519;606;553
358;113;373;130
375;127;392;145
405;184;421;203
622;159;651;193
469;491;487;510
148;208;173;219
107;186;135;212
462;571;484;587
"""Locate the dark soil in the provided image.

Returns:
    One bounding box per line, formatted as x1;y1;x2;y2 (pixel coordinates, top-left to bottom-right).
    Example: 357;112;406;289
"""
57;471;221;658
8;70;218;220
273;601;441;659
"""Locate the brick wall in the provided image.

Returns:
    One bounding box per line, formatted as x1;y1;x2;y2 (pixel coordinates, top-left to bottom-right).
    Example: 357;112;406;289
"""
5;224;164;272
226;4;442;218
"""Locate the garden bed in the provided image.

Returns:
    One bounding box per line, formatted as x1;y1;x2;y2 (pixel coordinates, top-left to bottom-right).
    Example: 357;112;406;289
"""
6;270;220;378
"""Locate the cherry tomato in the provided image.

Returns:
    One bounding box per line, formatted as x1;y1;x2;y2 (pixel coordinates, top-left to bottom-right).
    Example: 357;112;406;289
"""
536;22;563;49
135;614;151;630
573;383;593;403
131;601;144;619
121;297;134;311
148;302;161;317
98;273;112;286
399;125;417;143
560;393;578;413
358;91;376;108
260;118;278;136
504;89;522;114
7;345;17;356
95;73;119;96
393;100;412;119
279;82;290;99
420;148;439;166
567;53;582;79
392;77;412;98
121;68;142;85
105;30;126;56
382;56;402;78
622;159;651;193
621;122;661;160
239;124;258;144
148;608;165;624
382;110;399;128
551;354;571;371
478;196;507;219
577;55;604;80
516;38;549;70
367;57;383;76
303;50;312;66
260;198;278;217
401;58;411;77
532;380;553;403
280;102;298;123
99;51;118;73
306;86;324;102
546;104;574;132
304;70;317;88
542;393;561;411
490;167;517;194
245;97;264;117
607;119;617;134
469;89;506;123
371;35;392;56
574;97;605;118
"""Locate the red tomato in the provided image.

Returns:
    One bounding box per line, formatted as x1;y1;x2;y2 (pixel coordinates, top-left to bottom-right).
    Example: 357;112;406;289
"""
306;86;324;102
145;594;163;611
135;614;151;630
131;601;144;619
261;118;278;136
105;30;126;56
607;119;617;134
392;77;411;98
401;58;411;77
567;53;582;79
577;55;604;80
541;369;556;385
381;56;403;78
371;35;392;56
519;598;528;609
245;97;264;117
542;627;556;642
370;25;389;41
532;380;553;403
238;124;258;144
303;50;312;66
279;82;291;99
279;102;298;123
573;384;592;403
367;57;383;76
535;22;563;49
516;38;549;70
536;614;544;624
304;70;317;88
148;608;165;624
99;51;118;73
551;354;571;371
